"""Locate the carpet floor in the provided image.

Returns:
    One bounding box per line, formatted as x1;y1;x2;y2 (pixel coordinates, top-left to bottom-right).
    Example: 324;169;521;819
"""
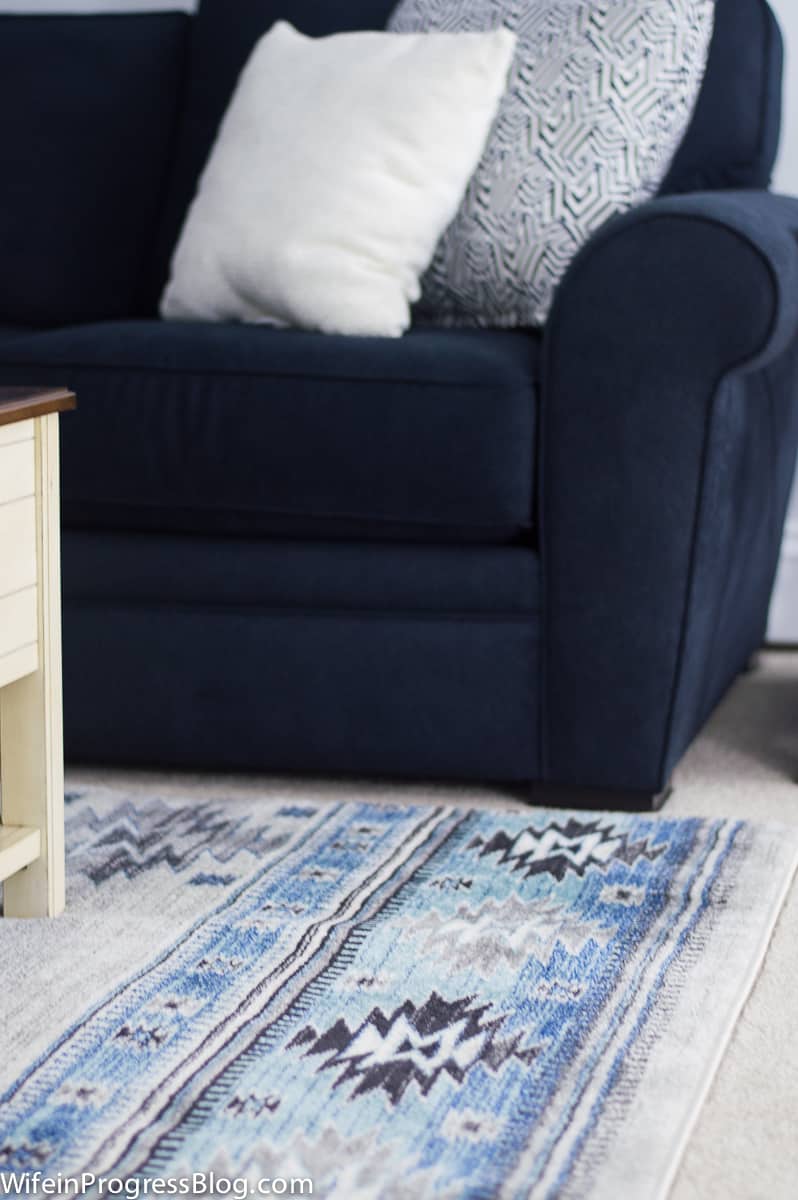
62;649;798;1199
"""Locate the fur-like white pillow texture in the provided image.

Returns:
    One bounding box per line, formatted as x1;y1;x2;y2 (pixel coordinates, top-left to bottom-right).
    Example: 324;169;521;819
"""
161;20;516;337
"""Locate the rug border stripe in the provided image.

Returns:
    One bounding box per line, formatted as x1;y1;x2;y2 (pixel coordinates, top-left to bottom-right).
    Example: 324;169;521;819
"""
656;827;798;1200
496;817;725;1196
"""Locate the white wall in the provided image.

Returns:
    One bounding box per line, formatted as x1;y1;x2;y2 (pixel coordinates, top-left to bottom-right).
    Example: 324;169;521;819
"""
771;0;798;195
767;0;798;642
0;1;197;10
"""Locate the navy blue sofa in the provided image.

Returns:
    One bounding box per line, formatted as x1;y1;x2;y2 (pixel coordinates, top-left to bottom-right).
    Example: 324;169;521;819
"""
1;0;796;807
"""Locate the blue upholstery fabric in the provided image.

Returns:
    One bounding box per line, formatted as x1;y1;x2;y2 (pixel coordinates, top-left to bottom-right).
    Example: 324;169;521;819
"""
61;535;540;780
541;191;798;792
0;322;539;541
1;5;795;795
0;14;189;326
662;0;782;193
62;533;539;615
151;0;397;305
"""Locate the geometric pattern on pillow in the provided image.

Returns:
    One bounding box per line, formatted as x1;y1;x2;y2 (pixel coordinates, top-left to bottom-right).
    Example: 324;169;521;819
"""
388;0;715;327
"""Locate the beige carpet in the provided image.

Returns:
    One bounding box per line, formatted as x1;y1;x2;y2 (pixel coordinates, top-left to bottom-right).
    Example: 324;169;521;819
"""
66;649;798;1199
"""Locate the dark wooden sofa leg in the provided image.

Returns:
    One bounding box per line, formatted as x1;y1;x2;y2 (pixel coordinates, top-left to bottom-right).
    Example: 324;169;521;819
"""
527;783;673;813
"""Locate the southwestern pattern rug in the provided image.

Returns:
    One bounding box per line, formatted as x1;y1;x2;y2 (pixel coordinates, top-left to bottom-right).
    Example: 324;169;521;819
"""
1;787;796;1199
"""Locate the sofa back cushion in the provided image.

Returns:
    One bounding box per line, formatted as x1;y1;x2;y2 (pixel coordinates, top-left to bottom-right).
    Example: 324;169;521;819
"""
0;13;188;327
662;0;783;193
154;0;785;310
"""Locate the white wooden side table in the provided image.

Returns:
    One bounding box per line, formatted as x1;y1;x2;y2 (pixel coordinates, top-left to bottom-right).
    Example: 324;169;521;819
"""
0;386;75;917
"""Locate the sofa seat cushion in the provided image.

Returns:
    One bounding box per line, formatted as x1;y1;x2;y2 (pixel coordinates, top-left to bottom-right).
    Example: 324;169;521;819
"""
0;321;539;542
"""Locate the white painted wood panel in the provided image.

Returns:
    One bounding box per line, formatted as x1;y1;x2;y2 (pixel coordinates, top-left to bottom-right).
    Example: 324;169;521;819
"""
2;415;66;917
0;439;35;506
0;420;34;449
0;497;36;599
0;587;37;661
0;827;41;885
0;643;38;690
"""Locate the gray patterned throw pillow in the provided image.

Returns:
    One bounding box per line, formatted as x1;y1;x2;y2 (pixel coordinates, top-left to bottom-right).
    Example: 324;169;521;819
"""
387;0;715;327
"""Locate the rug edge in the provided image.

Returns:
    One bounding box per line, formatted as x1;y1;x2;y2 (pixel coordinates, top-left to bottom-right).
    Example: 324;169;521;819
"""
659;829;798;1200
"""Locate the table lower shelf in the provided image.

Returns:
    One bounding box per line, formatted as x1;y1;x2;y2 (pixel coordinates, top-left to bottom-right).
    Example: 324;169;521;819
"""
0;824;42;884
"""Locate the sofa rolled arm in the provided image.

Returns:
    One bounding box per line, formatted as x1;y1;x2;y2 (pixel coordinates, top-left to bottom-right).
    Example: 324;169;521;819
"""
540;190;798;794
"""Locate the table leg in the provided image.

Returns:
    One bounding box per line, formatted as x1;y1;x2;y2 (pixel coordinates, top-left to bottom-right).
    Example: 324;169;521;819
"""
1;414;65;917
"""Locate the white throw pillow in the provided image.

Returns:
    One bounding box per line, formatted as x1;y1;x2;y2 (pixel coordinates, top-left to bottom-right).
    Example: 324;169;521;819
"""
388;0;715;327
160;20;516;337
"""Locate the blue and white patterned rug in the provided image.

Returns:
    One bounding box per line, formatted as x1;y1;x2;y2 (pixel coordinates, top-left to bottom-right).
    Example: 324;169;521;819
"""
1;787;796;1199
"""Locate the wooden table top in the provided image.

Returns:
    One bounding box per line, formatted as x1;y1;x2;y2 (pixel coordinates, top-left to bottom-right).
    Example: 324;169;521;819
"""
0;387;76;428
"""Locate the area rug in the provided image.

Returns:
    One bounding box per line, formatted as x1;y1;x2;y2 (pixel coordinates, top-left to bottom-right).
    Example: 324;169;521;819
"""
1;788;796;1200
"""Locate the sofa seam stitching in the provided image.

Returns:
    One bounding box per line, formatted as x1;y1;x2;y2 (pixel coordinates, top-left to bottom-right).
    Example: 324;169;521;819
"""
62;600;538;623
0;359;533;392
